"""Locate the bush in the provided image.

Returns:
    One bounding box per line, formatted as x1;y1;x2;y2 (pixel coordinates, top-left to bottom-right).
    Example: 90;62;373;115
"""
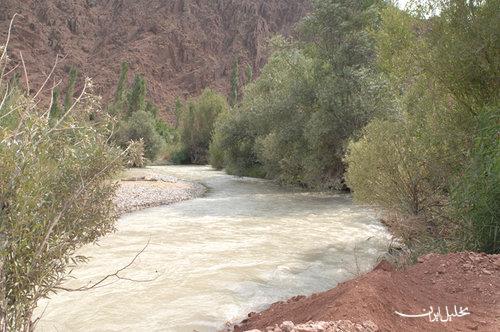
0;78;123;329
209;0;388;188
346;0;499;255
114;110;166;161
452;107;500;253
108;66;171;163
176;89;229;164
125;139;146;168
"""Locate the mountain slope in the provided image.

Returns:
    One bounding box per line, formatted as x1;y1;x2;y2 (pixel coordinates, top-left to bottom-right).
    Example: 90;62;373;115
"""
0;0;309;110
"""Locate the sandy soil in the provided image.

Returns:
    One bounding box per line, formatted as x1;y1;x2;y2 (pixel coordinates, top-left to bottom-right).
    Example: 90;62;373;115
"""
114;168;205;214
235;252;500;332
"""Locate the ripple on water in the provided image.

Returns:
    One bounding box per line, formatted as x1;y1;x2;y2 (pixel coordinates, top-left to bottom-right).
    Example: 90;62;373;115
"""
36;165;391;332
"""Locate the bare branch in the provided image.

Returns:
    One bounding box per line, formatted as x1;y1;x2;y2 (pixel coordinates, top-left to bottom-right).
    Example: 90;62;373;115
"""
19;51;29;93
53;240;159;292
49;78;87;130
32;54;66;102
0;13;19;85
2;63;19;79
43;79;62;120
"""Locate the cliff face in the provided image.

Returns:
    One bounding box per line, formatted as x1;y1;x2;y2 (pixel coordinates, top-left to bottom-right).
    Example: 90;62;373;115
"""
0;0;309;110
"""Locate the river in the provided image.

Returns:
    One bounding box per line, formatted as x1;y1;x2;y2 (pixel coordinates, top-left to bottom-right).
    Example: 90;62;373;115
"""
36;165;391;332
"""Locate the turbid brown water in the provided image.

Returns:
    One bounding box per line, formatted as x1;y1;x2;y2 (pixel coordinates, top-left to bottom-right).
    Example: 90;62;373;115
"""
36;166;391;332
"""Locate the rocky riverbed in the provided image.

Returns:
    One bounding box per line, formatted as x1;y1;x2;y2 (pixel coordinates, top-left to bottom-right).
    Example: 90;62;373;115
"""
114;168;206;214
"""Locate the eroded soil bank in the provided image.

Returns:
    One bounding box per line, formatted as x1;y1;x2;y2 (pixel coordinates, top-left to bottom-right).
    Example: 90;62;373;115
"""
235;252;500;332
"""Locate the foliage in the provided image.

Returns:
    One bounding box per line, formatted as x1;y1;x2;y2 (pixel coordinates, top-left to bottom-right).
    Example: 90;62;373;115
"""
125;139;146;168
108;64;172;163
345;0;499;254
176;89;229;164
127;74;147;115
63;67;78;111
115;62;129;106
114;110;166;161
245;63;253;84
0;73;123;330
451;106;500;253
210;0;388;188
230;58;239;106
49;88;62;120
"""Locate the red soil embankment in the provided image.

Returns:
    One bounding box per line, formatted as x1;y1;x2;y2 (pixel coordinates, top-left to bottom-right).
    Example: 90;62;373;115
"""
235;252;500;332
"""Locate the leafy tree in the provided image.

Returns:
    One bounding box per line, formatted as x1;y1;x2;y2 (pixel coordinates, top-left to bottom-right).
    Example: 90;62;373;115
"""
114;110;166;161
345;0;499;254
229;58;239;106
210;0;388;188
63;67;78;111
177;89;229;164
1;76;123;330
115;62;129;106
245;63;253;84
127;74;147;115
49;88;62;120
108;69;172;162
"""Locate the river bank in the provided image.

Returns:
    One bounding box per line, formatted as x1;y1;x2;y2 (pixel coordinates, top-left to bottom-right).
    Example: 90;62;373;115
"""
114;167;206;214
234;252;500;332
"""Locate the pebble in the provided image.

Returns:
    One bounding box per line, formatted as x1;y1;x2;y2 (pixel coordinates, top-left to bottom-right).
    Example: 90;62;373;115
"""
114;170;205;214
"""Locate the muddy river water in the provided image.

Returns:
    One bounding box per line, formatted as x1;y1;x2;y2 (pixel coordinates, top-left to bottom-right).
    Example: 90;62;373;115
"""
37;166;391;332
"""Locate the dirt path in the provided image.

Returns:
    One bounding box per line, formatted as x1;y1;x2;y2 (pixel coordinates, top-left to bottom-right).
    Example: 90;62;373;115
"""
235;252;500;332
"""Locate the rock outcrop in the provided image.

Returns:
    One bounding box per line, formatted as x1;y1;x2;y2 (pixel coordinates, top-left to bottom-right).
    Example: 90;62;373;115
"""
0;0;310;119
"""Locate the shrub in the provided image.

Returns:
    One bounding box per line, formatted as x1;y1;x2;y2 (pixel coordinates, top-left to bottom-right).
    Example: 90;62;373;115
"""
346;0;499;255
0;75;123;330
114;110;166;161
209;0;388;188
125;139;146;168
108;66;171;163
452;106;500;253
176;89;229;164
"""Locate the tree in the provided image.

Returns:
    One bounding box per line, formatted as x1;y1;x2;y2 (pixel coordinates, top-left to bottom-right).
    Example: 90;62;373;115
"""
229;58;239;106
245;63;253;84
127;74;146;115
49;88;62;120
211;0;387;188
115;62;129;106
1;76;123;330
345;0;499;255
63;67;78;111
177;89;229;164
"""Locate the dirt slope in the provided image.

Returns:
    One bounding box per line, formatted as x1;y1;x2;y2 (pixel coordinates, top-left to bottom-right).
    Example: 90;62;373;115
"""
0;0;309;112
235;252;500;332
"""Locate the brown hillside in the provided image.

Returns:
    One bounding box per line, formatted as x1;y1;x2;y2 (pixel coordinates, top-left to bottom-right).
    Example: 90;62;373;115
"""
0;0;309;113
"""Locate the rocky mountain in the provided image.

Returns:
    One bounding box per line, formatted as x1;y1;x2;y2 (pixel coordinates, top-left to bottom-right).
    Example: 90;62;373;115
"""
0;0;309;112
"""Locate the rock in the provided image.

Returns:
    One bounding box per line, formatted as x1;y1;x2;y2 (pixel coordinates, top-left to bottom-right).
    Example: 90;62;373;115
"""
255;321;378;332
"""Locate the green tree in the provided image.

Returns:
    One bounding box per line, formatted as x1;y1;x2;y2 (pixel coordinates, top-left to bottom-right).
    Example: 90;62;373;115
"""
230;58;239;106
245;63;253;84
115;110;166;160
345;0;499;254
127;74;147;115
1;76;123;329
115;62;129;106
63;67;78;111
177;89;229;164
211;0;387;188
49;88;62;120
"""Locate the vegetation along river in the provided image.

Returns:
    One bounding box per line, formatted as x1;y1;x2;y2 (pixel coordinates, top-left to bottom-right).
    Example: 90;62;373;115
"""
37;165;391;332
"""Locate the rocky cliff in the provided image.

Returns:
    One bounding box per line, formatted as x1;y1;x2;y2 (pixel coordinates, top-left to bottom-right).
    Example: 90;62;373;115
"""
0;0;309;111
